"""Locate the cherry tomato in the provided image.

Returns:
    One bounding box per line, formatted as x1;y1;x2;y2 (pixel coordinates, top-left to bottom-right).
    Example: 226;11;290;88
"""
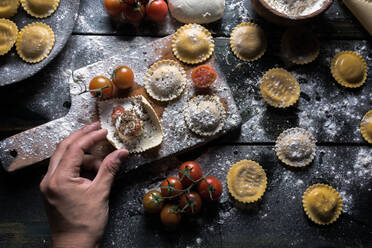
160;176;183;197
179;191;202;215
111;106;125;121
160;204;181;227
104;0;124;16
112;65;134;89
178;161;203;187
123;2;145;23
146;0;168;22
197;176;223;202
142;190;164;213
89;76;113;99
191;65;217;88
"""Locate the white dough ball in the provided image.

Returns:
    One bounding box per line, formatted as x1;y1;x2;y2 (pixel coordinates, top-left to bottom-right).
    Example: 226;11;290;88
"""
168;0;225;24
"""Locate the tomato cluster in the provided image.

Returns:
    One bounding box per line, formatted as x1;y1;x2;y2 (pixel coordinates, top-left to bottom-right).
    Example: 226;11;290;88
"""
87;65;134;99
104;0;168;23
142;161;223;227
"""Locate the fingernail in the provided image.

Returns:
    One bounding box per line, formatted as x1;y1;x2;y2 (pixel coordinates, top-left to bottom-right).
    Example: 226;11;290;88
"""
91;122;100;127
99;128;108;134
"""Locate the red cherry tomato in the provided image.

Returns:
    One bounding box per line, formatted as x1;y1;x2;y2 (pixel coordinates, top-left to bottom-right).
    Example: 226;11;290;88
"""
191;65;217;88
142;190;164;213
179;191;202;215
112;65;134;90
89;76;114;99
197;176;223;202
104;0;124;16
123;2;145;23
111;106;125;121
160;176;183;197
160;204;181;227
146;0;168;22
178;161;203;187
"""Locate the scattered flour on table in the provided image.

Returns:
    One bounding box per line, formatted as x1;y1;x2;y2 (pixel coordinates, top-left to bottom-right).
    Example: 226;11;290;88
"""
354;149;372;184
224;0;252;33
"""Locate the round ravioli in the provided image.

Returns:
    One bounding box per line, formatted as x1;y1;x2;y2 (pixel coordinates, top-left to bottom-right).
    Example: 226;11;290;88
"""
227;160;267;204
16;22;55;63
302;184;343;225
331;51;367;88
184;95;226;136
281;26;320;65
0;19;18;56
144;59;186;102
0;0;20;18
21;0;60;18
275;127;317;167
360;110;372;144
230;22;267;62
260;68;300;108
172;24;214;64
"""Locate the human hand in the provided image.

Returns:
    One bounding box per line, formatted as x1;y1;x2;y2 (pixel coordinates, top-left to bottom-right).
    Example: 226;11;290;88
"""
40;122;128;248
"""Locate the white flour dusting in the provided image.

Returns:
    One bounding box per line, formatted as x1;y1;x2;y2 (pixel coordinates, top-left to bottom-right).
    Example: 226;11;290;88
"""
354;149;372;184
263;0;328;17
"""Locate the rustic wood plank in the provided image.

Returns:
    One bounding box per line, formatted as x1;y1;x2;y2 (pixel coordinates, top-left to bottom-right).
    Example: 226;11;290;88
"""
0;36;155;135
0;0;370;246
1;145;371;247
73;0;370;39
0;162;50;248
0;35;241;172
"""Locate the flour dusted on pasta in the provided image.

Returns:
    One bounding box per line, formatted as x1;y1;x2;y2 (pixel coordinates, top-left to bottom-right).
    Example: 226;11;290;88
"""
263;0;328;17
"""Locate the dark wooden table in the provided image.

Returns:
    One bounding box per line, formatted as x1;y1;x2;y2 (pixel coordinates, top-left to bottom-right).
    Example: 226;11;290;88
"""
0;0;371;247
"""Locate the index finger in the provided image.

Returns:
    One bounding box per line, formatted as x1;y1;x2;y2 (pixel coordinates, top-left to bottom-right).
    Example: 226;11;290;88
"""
56;129;108;178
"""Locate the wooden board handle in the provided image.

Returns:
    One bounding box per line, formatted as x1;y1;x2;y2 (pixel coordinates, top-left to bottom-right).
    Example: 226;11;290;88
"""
0;117;75;172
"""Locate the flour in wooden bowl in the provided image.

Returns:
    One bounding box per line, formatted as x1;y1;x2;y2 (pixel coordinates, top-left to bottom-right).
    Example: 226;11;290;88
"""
263;0;328;17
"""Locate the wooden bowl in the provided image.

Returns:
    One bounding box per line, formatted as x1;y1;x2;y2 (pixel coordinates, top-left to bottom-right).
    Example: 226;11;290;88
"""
251;0;333;26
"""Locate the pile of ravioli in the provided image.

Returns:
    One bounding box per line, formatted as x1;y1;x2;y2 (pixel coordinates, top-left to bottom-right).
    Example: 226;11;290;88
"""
99;24;226;154
0;0;59;63
225;21;370;225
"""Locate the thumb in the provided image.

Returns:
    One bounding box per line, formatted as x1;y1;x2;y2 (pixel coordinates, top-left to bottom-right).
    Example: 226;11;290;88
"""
92;149;128;191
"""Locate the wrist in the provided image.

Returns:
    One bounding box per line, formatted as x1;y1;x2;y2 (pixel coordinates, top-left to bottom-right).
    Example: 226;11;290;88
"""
52;232;100;248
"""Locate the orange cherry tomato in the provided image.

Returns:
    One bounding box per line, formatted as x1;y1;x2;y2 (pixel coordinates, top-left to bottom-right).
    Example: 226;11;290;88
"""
112;65;134;89
104;0;124;16
89;76;113;99
191;65;217;88
142;190;164;213
160;204;181;227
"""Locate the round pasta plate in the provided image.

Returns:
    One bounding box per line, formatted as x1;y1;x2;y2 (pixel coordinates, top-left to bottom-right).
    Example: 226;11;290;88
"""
0;0;80;86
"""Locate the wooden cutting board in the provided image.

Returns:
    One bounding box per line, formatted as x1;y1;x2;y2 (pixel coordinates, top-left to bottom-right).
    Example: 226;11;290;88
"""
0;35;241;173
